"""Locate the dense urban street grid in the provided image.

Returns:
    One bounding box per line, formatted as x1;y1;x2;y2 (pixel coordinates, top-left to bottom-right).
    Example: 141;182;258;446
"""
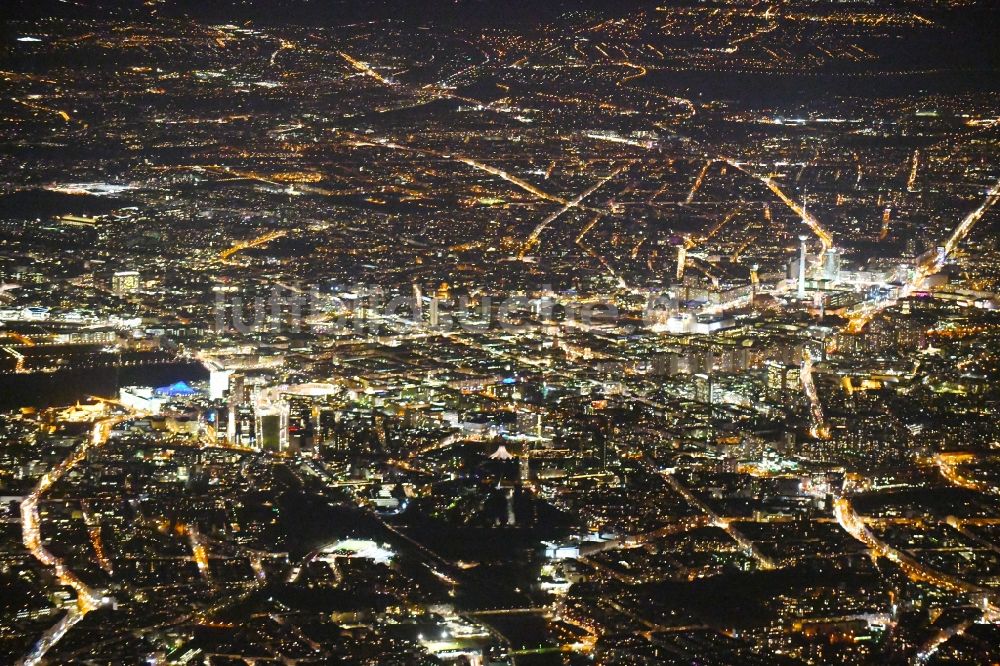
1;1;1000;664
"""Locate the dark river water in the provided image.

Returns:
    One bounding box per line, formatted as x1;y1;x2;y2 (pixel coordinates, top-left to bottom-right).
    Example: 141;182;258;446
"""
0;361;207;410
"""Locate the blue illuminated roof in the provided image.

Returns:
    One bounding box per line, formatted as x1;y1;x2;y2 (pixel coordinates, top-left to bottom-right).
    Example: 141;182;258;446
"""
153;381;196;397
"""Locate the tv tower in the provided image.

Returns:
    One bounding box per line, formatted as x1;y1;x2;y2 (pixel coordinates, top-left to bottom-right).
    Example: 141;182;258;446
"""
412;283;423;325
797;191;809;299
797;235;808;299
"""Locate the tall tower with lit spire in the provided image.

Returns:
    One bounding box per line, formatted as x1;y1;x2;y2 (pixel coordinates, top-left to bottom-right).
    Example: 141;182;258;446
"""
412;283;423;325
797;235;808;299
797;192;809;299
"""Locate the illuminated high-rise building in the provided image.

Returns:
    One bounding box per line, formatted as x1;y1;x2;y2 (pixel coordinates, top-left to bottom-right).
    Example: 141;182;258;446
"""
797;235;808;299
227;373;245;444
111;270;140;295
823;248;842;283
429;296;440;329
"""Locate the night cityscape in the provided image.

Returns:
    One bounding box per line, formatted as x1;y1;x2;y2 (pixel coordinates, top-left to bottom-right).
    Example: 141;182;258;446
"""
2;1;1000;664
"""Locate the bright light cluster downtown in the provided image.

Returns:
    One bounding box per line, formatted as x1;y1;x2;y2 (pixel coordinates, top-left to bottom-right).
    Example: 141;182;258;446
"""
1;1;1000;665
